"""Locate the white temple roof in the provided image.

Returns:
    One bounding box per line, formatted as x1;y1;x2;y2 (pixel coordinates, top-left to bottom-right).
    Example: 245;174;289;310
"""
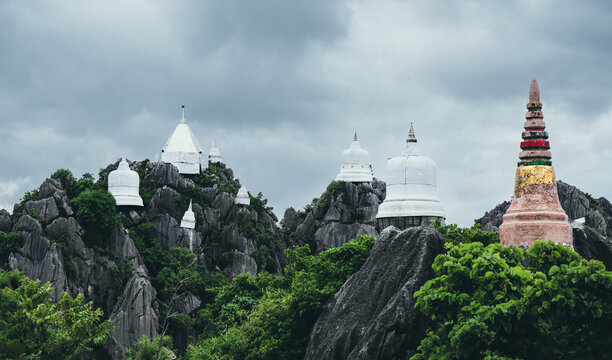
376;124;445;219
335;132;374;183
180;200;196;229
208;140;224;164
235;185;250;205
108;158;144;207
160;105;203;174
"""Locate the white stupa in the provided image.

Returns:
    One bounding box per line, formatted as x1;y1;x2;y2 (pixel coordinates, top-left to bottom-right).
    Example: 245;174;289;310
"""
180;200;196;229
235;185;250;205
108;158;144;207
208;140;224;164
160;105;203;174
376;123;445;230
334;132;374;183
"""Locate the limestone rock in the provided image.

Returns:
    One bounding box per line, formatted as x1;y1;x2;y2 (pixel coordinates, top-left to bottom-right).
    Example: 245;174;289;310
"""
305;227;444;360
314;222;377;253
109;265;158;356
572;222;612;270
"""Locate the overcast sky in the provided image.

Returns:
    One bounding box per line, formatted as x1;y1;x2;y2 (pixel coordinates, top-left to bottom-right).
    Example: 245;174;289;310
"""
1;0;611;227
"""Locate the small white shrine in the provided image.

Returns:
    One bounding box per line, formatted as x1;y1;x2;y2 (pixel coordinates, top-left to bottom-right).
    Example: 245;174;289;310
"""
108;158;143;207
208;140;224;164
160;105;203;174
180;200;196;229
235;185;250;205
334;132;374;183
376;124;445;230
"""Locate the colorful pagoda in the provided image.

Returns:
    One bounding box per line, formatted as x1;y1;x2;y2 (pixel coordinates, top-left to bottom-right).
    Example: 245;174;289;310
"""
499;78;572;248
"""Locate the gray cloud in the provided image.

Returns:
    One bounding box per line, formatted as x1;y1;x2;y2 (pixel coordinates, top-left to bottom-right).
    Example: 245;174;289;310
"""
1;0;611;226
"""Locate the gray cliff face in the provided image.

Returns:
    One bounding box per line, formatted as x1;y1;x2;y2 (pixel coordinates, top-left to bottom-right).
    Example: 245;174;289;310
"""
1;159;288;357
305;226;445;360
284;179;385;254
479;180;612;267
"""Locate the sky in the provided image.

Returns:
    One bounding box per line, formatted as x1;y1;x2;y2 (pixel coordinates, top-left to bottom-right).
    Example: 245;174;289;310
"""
1;0;611;227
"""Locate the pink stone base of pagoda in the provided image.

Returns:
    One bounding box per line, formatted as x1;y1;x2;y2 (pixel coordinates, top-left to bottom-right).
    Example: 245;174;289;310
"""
499;167;573;247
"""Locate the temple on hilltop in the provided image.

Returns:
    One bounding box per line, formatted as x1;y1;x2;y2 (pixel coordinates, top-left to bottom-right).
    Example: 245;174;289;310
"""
499;78;572;247
108;158;144;207
376;123;445;230
334;132;374;183
160;105;203;174
208;140;224;164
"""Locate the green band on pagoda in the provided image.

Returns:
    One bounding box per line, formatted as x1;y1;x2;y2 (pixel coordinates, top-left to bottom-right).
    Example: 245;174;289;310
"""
518;160;552;167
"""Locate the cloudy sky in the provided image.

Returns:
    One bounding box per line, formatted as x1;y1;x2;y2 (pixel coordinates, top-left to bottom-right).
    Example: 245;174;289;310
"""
1;0;611;226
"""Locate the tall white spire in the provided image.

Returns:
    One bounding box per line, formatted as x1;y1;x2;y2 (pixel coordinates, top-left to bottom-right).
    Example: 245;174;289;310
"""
208;140;224;164
160;104;203;174
180;200;196;229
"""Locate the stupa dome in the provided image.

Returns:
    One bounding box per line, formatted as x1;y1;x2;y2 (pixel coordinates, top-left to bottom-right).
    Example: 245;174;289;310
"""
208;140;224;164
160;105;203;174
376;124;445;229
180;200;196;229
108;158;144;207
235;185;250;205
334;132;374;183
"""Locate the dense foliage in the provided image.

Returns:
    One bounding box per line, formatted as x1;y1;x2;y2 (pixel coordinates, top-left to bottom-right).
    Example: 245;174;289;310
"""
430;220;499;246
0;232;22;264
70;188;121;240
0;271;111;359
412;241;612;360
185;234;376;360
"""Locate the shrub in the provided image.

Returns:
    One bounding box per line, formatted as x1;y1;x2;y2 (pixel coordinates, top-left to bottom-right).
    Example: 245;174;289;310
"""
20;189;38;205
51;168;72;181
412;241;612;360
0;232;22;264
70;188;120;241
430;220;499;246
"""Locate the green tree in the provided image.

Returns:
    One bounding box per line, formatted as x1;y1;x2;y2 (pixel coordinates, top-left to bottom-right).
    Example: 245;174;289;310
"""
412;241;612;360
0;232;22;264
70;188;120;241
123;335;175;360
0;271;112;359
430;220;499;246
187;234;377;360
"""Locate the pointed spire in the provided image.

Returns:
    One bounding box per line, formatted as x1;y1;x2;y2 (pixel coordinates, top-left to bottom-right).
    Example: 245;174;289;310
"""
188;199;192;211
529;77;540;103
354;131;358;141
407;122;417;143
181;104;186;123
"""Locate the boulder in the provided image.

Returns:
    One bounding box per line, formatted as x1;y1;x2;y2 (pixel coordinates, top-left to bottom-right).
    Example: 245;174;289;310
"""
305;227;444;360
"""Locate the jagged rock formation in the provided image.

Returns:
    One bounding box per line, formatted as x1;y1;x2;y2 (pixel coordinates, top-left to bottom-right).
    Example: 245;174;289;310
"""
0;160;288;358
479;180;612;268
305;226;445;360
283;180;385;254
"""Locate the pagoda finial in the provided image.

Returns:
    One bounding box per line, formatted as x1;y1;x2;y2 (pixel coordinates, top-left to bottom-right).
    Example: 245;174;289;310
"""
529;77;540;103
354;131;358;141
407;122;417;143
181;104;185;123
188;199;192;211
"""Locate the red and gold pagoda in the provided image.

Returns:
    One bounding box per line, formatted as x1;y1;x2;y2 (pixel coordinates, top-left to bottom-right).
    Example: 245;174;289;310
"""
499;78;572;248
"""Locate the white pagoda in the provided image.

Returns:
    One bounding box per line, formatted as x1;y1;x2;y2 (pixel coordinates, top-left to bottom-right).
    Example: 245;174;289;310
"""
235;185;250;205
208;140;224;164
180;200;196;229
376;124;445;230
160;105;203;174
108;158;144;207
334;132;374;183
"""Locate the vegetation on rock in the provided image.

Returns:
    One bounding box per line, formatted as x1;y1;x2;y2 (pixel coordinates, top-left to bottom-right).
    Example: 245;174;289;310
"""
0;271;111;359
412;240;612;359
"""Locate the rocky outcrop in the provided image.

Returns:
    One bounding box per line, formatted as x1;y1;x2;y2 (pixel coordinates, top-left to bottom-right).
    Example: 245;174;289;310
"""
284;180;385;254
480;180;612;268
305;226;444;360
109;265;158;356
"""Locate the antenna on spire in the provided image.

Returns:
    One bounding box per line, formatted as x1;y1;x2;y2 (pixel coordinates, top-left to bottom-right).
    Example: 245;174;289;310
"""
354;131;358;141
407;122;417;143
181;104;185;123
